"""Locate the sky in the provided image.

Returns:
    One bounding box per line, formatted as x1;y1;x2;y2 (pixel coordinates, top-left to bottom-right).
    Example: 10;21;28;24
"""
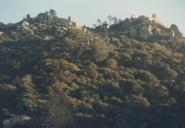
0;0;185;34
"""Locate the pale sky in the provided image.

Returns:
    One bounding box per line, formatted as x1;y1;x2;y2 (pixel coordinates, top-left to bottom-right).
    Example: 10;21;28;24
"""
0;0;185;34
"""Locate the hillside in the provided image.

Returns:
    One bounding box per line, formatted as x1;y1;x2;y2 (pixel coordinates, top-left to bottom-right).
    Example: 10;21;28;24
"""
0;10;185;128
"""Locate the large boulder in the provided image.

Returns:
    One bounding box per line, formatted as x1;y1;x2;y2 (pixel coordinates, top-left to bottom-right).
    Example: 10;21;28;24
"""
3;115;31;128
170;24;183;37
139;26;151;39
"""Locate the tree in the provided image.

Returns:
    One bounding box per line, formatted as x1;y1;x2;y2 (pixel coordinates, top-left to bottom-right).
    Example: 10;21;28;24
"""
26;14;31;20
45;88;74;128
107;15;119;25
94;19;109;38
49;9;57;16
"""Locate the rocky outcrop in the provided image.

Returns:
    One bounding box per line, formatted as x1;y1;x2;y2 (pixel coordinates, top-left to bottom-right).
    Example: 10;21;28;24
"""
170;24;183;38
0;10;87;42
3;115;31;128
110;14;184;42
0;32;4;37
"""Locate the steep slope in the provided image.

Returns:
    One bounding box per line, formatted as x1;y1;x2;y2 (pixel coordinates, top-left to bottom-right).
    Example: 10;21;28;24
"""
0;11;185;128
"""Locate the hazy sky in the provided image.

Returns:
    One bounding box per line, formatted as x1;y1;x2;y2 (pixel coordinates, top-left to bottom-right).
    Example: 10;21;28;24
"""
0;0;185;34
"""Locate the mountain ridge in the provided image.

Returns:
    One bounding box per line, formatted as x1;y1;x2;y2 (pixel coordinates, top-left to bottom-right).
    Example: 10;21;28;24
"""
0;10;184;44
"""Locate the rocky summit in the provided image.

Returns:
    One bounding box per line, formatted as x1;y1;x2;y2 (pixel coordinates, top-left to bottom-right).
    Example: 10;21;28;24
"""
0;10;185;128
109;14;183;42
0;10;86;43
